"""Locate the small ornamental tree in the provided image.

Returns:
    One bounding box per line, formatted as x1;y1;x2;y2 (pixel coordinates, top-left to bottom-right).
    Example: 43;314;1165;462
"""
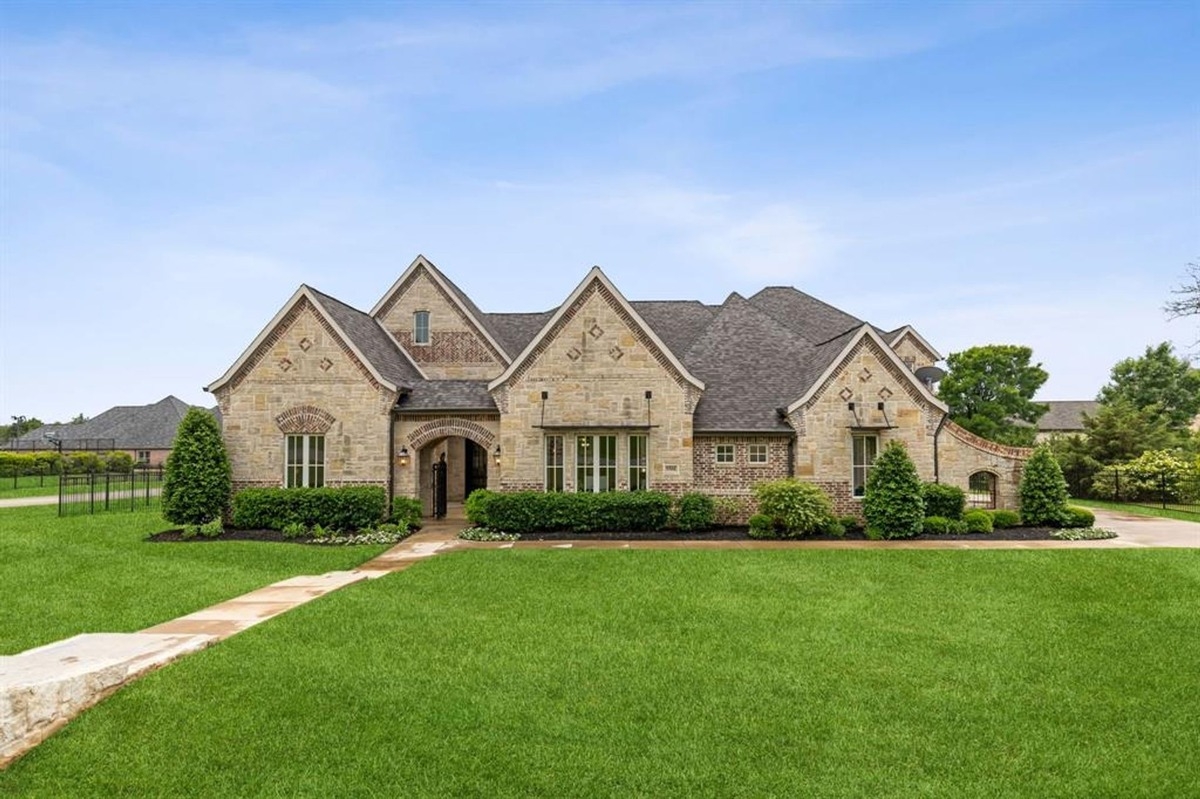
1019;445;1070;527
162;408;231;526
862;441;924;539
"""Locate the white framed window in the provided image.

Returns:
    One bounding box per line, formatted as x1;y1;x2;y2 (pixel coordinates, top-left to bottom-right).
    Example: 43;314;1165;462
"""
135;450;151;465
628;434;648;491
545;435;564;492
576;435;617;492
748;444;768;464
286;434;325;488
715;444;734;464
851;434;878;498
413;310;430;345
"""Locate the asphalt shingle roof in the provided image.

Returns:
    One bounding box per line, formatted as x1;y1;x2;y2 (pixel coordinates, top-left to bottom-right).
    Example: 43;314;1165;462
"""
9;396;211;449
398;381;498;412
1037;400;1099;432
485;311;556;359
747;286;864;345
308;287;423;389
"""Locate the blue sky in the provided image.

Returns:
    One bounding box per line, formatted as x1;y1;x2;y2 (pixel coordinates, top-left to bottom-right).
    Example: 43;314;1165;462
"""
1;1;1196;423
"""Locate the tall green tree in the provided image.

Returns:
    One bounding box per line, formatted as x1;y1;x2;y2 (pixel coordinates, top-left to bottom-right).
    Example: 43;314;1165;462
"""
162;408;231;526
862;441;924;540
1097;342;1200;432
1020;445;1070;526
938;345;1048;446
1081;399;1178;464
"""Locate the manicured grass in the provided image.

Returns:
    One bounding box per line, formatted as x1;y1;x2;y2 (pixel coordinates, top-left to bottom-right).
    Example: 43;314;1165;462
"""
5;549;1197;797
1074;497;1200;524
0;505;389;654
0;474;60;498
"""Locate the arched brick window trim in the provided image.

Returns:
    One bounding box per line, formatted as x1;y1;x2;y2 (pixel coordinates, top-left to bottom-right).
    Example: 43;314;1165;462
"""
408;418;496;452
968;471;998;510
276;405;336;435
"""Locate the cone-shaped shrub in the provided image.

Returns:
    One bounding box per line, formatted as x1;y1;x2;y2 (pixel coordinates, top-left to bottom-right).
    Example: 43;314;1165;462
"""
1019;445;1069;526
162;408;231;526
863;440;924;539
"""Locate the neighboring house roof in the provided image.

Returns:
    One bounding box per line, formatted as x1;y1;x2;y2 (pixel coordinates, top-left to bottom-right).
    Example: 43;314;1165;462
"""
1037;400;1100;432
8;396;210;450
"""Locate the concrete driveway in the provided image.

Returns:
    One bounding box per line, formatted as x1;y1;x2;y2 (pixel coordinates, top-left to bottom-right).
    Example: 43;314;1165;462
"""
1090;508;1200;548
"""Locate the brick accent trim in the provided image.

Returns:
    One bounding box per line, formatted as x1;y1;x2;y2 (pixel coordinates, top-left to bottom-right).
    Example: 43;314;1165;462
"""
802;335;928;414
408;417;497;451
275;405;336;434
377;266;507;364
943;420;1033;459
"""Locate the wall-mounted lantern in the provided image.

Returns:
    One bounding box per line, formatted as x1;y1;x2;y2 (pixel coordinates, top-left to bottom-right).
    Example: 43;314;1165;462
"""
398;445;410;468
493;445;502;466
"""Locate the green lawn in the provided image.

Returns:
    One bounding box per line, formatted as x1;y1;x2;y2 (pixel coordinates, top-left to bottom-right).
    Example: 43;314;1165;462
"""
1074;497;1200;524
0;505;389;654
0;474;60;498
4;549;1197;797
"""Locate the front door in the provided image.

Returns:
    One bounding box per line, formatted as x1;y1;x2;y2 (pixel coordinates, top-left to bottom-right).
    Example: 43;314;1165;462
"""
465;439;488;496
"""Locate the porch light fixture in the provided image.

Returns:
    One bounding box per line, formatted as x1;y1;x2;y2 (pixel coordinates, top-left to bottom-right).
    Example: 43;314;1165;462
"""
398;446;410;468
493;445;501;466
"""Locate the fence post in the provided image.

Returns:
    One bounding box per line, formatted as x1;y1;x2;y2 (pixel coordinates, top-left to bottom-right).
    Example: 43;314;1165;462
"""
58;469;64;517
1161;470;1168;510
89;471;95;515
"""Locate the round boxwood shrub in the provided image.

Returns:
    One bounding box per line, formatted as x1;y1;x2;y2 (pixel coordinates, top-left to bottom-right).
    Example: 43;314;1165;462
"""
992;509;1022;528
922;516;952;535
162;408;231;526
863;441;924;539
1020;445;1070;526
465;488;496;527
1061;505;1095;528
753;479;835;538
674;493;716;531
747;513;776;539
921;482;966;520
963;509;994;534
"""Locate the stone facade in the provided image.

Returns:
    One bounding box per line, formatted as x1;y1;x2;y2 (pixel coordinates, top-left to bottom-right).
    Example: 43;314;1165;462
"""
214;300;394;490
938;422;1028;509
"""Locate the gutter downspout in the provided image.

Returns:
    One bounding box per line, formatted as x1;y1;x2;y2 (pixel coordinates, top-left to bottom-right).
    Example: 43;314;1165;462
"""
387;405;397;512
787;438;795;478
933;413;948;483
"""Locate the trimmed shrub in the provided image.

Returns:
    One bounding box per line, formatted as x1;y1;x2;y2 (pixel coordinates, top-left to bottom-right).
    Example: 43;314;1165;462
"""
963;509;994;534
922;516;953;535
482;491;672;534
1061;505;1096;528
105;451;135;474
281;521;307;539
1020;445;1070;527
992;509;1022;528
863;441;924;539
162;408;231;526
822;519;847;538
921;482;966;520
391;496;423;530
747;513;776;539
231;486;388;532
753;479;835;538
838;514;864;534
712;497;743;526
675;493;715;531
465;489;497;527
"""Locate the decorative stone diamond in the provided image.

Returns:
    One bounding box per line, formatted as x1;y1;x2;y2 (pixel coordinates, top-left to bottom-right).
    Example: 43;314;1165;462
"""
609;345;624;361
279;358;293;372
877;386;893;400
858;367;872;382
838;387;854;401
589;323;604;340
320;358;333;372
566;346;582;362
298;337;312;352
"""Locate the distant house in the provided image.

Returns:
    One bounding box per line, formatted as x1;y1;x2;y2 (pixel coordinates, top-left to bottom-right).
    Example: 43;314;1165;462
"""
5;396;217;466
1035;401;1100;442
207;255;1031;516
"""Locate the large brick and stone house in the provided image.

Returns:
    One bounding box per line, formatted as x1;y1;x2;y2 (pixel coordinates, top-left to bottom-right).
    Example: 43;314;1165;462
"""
206;255;1029;518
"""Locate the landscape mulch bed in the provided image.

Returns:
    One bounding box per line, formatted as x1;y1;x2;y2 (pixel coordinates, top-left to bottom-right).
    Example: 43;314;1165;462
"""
147;529;414;544
518;526;1062;542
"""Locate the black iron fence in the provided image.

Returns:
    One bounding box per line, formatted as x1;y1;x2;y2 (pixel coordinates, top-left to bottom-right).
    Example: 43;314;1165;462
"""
3;438;116;452
59;467;164;516
1065;464;1200;516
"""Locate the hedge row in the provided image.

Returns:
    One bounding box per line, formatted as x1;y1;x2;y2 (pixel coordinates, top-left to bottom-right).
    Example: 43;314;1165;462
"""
0;450;136;477
466;490;673;534
232;486;390;532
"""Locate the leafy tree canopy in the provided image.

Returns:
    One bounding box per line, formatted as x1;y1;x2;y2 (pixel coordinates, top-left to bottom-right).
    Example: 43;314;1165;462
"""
1097;342;1200;432
938;345;1048;446
1081;398;1179;464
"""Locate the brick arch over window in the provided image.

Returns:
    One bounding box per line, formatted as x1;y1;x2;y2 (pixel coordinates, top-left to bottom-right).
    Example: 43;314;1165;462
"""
408;418;497;451
275;405;336;435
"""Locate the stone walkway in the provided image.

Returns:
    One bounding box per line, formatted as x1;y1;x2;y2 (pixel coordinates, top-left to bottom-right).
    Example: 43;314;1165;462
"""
4;506;1196;767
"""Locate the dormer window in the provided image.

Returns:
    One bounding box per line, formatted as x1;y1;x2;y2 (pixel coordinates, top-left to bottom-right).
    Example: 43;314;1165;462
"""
414;311;430;345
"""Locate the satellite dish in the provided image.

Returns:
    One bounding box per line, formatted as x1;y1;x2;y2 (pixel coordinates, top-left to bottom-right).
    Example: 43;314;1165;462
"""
915;365;946;387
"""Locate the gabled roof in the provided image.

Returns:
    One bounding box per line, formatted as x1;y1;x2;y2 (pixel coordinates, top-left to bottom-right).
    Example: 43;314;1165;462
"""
370;254;512;364
488;267;705;392
748;286;864;345
485;311;556;359
787;324;949;414
680;294;814;431
1037;400;1099;432
206;285;421;394
8;396;209;449
395;380;498;412
889;325;944;361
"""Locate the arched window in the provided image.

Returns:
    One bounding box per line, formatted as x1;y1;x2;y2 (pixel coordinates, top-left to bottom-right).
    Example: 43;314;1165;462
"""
968;471;997;509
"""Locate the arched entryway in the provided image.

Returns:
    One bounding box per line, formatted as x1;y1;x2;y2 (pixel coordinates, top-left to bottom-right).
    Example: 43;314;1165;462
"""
968;471;997;509
405;418;497;518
